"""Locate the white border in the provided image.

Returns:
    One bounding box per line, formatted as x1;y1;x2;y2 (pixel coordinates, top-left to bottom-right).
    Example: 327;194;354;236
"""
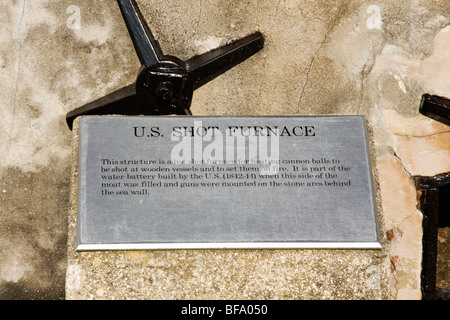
76;241;382;251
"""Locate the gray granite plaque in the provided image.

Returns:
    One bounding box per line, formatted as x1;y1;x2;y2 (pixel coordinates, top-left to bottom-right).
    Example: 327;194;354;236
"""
76;115;380;250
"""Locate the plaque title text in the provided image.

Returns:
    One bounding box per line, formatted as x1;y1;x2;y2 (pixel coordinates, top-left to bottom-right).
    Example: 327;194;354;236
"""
133;125;316;138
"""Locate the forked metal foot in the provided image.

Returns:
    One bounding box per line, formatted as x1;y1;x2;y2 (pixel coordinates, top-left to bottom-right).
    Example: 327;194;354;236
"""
66;0;264;130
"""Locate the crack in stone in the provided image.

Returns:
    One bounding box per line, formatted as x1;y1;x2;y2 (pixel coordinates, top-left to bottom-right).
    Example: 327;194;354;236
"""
392;151;412;178
11;0;27;137
390;151;425;232
357;61;375;115
296;15;340;113
297;6;328;23
393;130;450;139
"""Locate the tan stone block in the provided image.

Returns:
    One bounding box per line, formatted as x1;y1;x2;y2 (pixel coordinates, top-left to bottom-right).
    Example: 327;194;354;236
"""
395;132;450;177
376;153;418;229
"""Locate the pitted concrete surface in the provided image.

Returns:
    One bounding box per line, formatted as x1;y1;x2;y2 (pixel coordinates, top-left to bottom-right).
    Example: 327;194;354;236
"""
1;0;449;299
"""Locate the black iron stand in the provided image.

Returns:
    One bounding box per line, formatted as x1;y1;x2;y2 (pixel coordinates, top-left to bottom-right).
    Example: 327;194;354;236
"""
66;0;264;130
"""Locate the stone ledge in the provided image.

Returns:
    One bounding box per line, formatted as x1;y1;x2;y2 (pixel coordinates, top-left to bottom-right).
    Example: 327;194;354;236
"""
66;117;389;300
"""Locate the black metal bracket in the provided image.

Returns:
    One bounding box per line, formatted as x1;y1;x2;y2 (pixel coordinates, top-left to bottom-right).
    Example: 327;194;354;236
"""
419;94;450;127
415;173;450;300
66;0;264;130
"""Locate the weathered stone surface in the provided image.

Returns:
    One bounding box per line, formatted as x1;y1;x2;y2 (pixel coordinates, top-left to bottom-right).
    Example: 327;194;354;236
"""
376;154;423;299
1;0;449;299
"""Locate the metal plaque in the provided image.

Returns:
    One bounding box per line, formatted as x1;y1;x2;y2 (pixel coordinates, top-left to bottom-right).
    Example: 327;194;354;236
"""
76;116;381;250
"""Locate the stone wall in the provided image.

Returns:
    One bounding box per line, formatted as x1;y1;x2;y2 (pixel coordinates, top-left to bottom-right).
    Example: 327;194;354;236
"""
0;0;449;299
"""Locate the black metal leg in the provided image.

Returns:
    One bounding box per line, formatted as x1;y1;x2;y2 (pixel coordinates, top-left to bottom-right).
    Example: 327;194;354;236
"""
117;0;163;67
66;84;142;130
420;94;450;126
185;32;265;90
